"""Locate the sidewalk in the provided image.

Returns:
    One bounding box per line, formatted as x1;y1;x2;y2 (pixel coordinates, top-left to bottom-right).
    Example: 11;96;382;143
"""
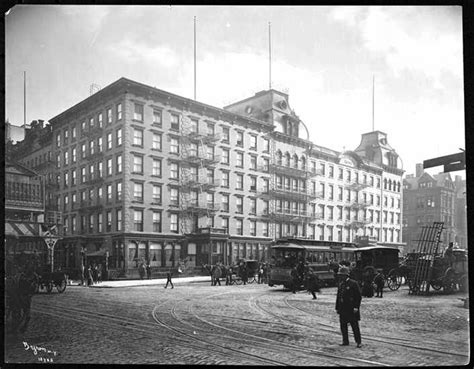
70;275;212;288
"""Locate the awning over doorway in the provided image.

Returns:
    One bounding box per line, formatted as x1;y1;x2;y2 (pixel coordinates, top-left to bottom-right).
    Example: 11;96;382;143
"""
5;221;40;237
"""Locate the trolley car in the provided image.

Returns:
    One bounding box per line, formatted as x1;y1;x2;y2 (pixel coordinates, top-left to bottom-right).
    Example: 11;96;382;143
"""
268;238;357;288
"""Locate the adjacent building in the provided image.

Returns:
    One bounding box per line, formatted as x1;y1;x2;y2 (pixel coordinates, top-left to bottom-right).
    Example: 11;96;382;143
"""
11;77;404;277
402;164;458;253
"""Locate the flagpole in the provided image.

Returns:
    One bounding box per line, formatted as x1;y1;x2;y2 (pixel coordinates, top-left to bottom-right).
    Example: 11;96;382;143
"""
24;71;27;128
268;22;272;90
194;16;197;100
372;75;375;132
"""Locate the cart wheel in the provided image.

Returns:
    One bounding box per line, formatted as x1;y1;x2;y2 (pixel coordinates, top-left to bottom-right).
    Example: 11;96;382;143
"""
459;275;468;293
387;269;402;291
56;279;67;293
46;281;53;293
234;278;243;285
430;281;443;291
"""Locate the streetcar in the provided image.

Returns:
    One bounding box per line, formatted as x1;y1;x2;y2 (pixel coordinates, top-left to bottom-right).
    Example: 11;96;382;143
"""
267;238;357;288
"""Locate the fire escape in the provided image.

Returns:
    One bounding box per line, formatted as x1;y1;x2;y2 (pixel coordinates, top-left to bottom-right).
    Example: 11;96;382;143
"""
175;116;221;234
345;181;370;241
257;132;319;239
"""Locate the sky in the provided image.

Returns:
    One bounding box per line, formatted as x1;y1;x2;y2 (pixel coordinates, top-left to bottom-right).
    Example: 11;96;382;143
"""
5;5;465;177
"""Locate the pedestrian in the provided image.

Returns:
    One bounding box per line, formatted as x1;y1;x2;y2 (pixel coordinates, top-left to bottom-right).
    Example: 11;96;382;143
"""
212;264;222;286
92;263;98;284
164;270;174;289
87;265;94;287
97;264;102;283
226;265;233;285
138;262;145;280
373;270;385;298
304;269;321;299
241;263;248;285
335;266;362;348
290;266;299;294
258;264;264;284
146;263;152;280
80;263;85;286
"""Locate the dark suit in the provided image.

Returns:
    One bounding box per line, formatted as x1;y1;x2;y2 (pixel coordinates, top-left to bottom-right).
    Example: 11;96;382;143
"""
335;277;362;345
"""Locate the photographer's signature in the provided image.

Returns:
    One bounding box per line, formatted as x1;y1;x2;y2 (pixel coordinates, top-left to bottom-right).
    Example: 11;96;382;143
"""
23;341;58;363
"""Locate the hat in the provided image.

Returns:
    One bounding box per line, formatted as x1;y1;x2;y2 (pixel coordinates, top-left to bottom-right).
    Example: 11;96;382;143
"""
337;266;350;276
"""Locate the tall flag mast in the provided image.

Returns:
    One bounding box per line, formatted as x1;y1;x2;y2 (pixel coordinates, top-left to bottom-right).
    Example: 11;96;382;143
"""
269;22;272;90
24;71;27;128
372;75;375;131
194;16;197;100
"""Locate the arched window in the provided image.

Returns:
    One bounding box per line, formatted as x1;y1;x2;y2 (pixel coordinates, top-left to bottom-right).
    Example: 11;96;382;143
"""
293;154;299;169
285;152;291;167
276;150;282;166
301;156;306;171
384;178;387;189
388;179;392;191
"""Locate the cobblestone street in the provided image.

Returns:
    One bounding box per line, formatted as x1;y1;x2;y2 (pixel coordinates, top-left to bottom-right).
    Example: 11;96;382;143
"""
5;281;470;366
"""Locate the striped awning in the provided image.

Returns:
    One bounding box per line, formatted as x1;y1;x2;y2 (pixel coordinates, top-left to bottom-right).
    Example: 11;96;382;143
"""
5;221;40;237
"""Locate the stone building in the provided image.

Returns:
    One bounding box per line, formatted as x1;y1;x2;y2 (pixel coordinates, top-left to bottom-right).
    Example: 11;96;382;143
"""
402;164;457;253
12;77;404;277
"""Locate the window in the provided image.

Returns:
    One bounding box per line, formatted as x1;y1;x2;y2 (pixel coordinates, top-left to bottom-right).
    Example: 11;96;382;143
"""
134;210;144;231
153;110;162;126
133;182;143;202
152;133;162;150
152;159;162;176
250;198;257;214
81;167;87;183
236;219;243;235
133;128;144;146
106;184;112;202
56;133;61;147
262;178;269;193
250;220;256;236
107;158;113;176
236;152;244;168
207;192;215;208
206;145;214;160
250;176;257;191
250;155;257;170
222;127;230;143
81;121;86;132
328;165;334;178
170;113;180;131
72;147;77;163
170;188;179;206
262;222;269;237
221;193;229;212
376;178;381;188
189;143;198;157
98;137;103;152
152;211;162;232
262;158;269;172
63;194;68;211
250;135;257;150
71;169;76;186
72;125;76;139
236;131;243;147
105;211;112;232
262;200;269;215
71;215;76;233
262;138;269;153
116;128;122;146
96;213;103;233
89;164;95;180
221;171;229;187
107;132;113;150
89;117;94;129
81;143;87;159
170;213;179;233
222;148;230;164
134;103;144;121
236;173;244;190
107;108;112;124
207;122;215;136
116;154;122;174
116;209;122;231
116;181;122;201
90;140;95;155
207;168;214;184
98;112;103;127
170;162;179;179
328;185;334;200
236;196;243;213
170;137;179;154
133;155;143;173
152;185;162;204
221;217;229;233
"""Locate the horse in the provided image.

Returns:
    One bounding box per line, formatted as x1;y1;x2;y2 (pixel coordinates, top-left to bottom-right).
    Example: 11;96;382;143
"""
5;271;37;334
211;264;222;286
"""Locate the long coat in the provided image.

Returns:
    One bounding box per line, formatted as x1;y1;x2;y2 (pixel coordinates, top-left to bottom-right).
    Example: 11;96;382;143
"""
335;278;362;322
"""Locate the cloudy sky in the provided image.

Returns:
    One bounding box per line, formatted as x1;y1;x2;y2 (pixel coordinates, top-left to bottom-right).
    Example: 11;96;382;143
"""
5;5;464;176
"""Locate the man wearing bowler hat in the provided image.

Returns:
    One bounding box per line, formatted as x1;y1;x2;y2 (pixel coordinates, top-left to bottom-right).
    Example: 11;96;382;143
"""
335;266;362;348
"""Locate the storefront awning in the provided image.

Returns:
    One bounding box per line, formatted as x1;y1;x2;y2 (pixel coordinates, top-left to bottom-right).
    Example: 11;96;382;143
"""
5;221;40;238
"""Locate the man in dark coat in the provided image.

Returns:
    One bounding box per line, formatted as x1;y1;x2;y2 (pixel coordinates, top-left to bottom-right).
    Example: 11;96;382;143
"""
290;266;299;294
335;266;362;348
373;270;385;298
303;268;321;299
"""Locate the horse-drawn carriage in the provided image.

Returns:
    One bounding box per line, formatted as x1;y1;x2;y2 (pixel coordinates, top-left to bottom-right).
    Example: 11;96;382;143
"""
35;266;68;294
350;245;404;292
405;248;468;294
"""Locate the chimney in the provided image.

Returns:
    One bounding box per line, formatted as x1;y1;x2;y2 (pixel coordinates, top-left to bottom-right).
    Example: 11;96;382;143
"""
415;163;424;177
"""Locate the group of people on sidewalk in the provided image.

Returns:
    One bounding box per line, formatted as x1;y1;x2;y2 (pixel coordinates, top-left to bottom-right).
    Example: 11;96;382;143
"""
80;263;105;287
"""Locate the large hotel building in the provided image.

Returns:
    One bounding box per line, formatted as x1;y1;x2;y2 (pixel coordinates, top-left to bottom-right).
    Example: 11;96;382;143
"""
12;78;404;278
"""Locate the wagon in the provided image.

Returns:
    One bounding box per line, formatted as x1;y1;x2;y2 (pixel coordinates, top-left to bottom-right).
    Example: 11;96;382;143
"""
406;249;468;294
350;245;403;291
35;268;67;294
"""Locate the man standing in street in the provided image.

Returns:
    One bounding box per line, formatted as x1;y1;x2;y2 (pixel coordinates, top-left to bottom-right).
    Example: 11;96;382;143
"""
335;266;362;348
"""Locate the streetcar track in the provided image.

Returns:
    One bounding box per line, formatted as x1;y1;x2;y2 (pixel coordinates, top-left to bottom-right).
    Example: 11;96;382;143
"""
248;291;469;360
